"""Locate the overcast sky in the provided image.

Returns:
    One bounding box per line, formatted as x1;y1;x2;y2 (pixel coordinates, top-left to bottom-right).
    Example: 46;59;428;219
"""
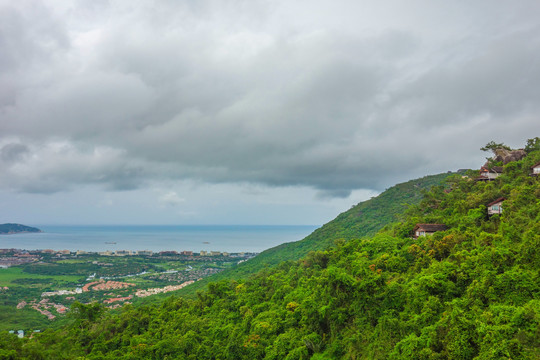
1;0;539;225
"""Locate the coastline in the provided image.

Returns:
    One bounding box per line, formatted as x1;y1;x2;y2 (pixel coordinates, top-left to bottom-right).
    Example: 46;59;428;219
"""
0;230;43;235
0;224;318;253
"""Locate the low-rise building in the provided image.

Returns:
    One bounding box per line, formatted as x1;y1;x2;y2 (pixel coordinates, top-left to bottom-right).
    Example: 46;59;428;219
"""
476;166;503;181
41;289;78;297
114;250;131;256
413;224;447;239
137;250;153;256
0;249;16;254
17;301;27;309
159;251;177;256
531;162;540;176
487;197;505;215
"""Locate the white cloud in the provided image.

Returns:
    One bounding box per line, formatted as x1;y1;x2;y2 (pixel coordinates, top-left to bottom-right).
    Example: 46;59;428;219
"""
159;191;185;207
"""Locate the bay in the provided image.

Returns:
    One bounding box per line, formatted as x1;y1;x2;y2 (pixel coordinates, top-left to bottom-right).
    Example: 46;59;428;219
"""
0;225;319;253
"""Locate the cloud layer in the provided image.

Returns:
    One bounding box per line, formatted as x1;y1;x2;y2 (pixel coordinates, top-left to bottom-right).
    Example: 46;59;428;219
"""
2;0;540;197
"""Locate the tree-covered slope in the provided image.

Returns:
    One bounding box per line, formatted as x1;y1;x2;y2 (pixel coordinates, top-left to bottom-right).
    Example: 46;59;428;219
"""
177;172;451;297
2;145;539;359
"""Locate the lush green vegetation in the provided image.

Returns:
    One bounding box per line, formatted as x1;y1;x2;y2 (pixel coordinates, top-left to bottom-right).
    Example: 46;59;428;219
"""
1;144;539;359
21;259;157;278
0;267;80;287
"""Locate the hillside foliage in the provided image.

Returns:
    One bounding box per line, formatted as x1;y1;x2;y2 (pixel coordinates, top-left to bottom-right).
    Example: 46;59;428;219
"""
178;172;450;298
1;146;539;359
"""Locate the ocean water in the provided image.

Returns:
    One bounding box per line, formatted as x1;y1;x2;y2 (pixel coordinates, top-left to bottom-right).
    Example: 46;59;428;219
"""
0;225;319;253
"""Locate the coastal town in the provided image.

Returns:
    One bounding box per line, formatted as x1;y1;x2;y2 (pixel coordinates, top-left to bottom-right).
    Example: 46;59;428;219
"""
0;248;254;268
0;248;257;334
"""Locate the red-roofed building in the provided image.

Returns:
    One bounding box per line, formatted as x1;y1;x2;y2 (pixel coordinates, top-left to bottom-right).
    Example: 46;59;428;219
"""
476;166;503;181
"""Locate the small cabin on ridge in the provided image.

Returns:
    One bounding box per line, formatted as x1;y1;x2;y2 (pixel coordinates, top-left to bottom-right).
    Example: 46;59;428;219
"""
413;224;447;239
486;197;505;215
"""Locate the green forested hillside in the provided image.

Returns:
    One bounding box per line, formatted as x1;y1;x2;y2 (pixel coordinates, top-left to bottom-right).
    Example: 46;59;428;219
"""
178;172;451;298
1;146;539;359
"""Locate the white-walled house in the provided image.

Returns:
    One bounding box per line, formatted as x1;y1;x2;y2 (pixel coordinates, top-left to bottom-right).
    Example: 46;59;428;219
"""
487;197;505;215
531;162;540;176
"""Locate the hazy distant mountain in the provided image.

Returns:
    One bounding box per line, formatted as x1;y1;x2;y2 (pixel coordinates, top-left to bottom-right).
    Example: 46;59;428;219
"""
0;223;42;235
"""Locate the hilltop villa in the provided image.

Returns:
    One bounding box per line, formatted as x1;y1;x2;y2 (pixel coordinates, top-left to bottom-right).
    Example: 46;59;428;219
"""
476;166;503;181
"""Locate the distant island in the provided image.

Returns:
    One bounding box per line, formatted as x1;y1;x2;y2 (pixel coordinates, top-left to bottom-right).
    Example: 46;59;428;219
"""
0;223;42;235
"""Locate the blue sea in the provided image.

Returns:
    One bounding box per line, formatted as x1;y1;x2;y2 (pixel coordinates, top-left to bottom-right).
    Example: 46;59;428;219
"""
0;225;319;253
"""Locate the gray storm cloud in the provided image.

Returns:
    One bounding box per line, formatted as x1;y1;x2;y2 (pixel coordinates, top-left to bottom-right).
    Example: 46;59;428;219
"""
1;0;540;196
1;143;29;163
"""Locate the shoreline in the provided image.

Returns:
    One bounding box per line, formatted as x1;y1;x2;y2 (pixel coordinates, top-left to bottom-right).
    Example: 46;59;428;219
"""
0;224;318;253
0;231;43;235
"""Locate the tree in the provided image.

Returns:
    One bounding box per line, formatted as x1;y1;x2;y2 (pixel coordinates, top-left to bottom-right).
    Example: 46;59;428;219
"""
480;141;511;154
70;301;105;324
524;137;540;153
